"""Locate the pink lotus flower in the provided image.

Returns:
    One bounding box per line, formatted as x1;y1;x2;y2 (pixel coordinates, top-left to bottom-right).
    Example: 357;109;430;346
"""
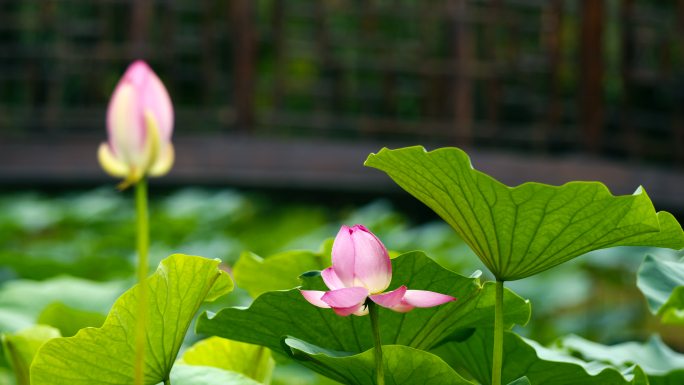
98;60;174;187
301;225;456;316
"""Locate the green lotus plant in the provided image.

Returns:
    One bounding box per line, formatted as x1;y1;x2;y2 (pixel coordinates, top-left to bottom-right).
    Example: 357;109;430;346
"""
300;224;456;384
98;60;175;385
7;108;684;385
365;146;684;385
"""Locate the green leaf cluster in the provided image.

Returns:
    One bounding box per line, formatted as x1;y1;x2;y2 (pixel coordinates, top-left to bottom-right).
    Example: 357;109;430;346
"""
197;251;531;353
198;250;530;384
6;145;684;385
435;328;652;385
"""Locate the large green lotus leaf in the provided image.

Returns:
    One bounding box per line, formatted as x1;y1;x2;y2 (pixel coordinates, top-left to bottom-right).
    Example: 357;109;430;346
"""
233;250;330;299
559;334;684;385
0;277;124;332
637;255;684;324
30;254;233;385
170;365;262;385
283;337;474;385
434;328;650;385
365;146;684;280
1;325;60;385
180;337;274;384
197;251;530;355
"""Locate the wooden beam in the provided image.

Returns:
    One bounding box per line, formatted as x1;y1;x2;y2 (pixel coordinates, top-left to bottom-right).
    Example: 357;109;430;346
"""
0;136;682;211
620;0;638;159
449;0;473;145
579;0;605;154
200;0;218;104
231;0;256;133
270;0;286;111
130;0;154;58
544;0;564;152
676;0;684;167
484;0;502;141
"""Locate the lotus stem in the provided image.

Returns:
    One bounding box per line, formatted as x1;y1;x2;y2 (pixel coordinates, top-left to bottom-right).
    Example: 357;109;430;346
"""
492;280;504;385
368;301;385;385
134;178;150;385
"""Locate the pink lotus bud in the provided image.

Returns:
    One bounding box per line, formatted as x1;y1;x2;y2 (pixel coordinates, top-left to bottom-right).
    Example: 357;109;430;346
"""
98;60;174;188
301;225;456;316
331;225;392;294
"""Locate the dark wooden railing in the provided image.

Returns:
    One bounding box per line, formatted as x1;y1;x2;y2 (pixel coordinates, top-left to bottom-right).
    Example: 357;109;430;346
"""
0;0;683;208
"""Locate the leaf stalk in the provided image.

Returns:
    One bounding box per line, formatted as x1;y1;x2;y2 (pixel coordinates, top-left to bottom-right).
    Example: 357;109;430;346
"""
368;301;385;385
134;178;150;385
492;279;504;385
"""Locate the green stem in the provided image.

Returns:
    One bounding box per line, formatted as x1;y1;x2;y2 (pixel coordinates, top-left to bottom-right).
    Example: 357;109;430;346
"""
134;179;149;385
368;301;385;385
164;378;171;385
492;280;504;385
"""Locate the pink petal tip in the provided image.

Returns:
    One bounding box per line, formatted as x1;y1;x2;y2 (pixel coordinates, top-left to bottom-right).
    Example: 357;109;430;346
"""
300;290;330;309
403;290;456;308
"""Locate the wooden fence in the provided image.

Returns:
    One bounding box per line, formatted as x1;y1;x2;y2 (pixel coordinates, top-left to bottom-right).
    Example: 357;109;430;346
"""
0;0;683;204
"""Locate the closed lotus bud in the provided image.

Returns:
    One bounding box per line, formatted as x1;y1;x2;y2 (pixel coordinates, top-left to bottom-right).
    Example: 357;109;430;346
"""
98;60;174;188
331;224;392;294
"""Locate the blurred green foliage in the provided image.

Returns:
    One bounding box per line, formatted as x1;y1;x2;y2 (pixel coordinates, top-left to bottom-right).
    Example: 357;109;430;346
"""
0;188;682;384
0;188;480;283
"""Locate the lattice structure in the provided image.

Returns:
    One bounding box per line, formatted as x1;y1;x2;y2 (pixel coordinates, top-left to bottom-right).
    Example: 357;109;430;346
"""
0;0;682;166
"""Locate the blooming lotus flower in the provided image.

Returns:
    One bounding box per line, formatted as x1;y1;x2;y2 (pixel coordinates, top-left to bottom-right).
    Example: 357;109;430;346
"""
98;60;174;188
301;225;456;316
